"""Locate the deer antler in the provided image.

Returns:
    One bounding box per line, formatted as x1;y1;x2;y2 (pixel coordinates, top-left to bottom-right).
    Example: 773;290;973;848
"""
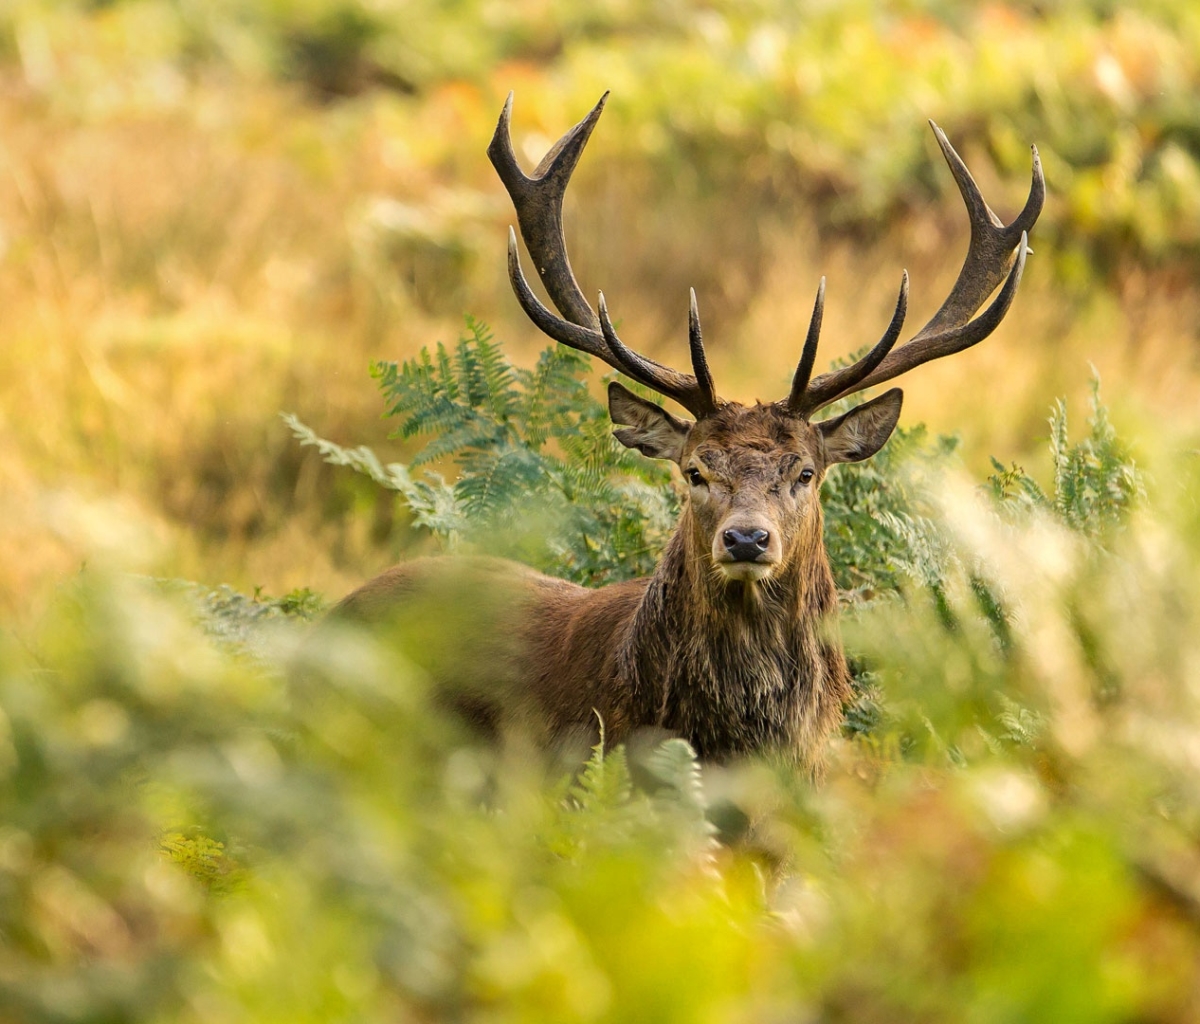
786;273;910;415
492;97;1043;423
790;121;1044;417
488;93;722;419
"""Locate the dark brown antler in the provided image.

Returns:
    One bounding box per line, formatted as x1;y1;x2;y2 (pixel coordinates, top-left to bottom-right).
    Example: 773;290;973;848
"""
787;273;910;417
488;93;722;419
792;121;1044;416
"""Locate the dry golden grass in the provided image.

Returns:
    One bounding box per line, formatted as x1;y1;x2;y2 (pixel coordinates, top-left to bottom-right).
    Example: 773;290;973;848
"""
3;10;1200;619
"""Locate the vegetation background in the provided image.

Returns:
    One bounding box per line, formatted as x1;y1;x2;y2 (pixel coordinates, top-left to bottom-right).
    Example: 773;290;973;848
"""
5;1;1200;1021
4;0;1200;615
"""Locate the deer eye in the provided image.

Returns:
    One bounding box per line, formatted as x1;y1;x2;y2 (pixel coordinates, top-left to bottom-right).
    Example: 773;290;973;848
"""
791;468;815;494
686;468;706;487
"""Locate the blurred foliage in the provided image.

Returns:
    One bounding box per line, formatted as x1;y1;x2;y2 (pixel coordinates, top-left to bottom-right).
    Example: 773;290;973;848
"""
822;421;958;599
160;579;327;653
834;375;1145;744
4;392;1200;1021
5;0;1200;267
988;373;1146;535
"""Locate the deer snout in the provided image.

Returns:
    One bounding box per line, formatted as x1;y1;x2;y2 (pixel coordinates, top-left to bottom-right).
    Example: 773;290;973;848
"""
713;518;782;580
722;527;770;562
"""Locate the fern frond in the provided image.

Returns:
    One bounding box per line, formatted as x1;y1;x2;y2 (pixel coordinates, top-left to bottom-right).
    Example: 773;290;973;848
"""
570;736;633;812
454;445;547;522
519;345;591;449
643;739;705;812
283;413;414;494
454;317;519;420
283;413;465;542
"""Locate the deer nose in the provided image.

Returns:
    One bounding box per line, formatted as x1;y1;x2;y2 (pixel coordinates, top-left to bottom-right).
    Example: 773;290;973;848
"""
723;528;770;562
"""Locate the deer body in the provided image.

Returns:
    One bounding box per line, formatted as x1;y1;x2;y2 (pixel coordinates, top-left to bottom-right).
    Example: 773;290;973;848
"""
334;93;1044;770
337;390;899;772
337;523;847;770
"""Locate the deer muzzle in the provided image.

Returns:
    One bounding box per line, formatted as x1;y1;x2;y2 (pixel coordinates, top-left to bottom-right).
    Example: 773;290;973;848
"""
713;520;782;580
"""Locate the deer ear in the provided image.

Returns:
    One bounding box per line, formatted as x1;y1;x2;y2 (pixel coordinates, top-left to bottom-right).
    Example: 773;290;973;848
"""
608;381;691;463
817;388;903;464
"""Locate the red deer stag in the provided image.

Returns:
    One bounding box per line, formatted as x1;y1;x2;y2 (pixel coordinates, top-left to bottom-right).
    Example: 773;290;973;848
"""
335;93;1044;773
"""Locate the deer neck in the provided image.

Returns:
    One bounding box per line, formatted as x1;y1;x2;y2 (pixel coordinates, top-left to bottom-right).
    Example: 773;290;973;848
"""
669;503;834;620
623;505;841;756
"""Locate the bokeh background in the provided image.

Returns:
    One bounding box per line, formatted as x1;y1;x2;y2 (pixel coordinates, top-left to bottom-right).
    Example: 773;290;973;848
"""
4;0;1200;617
8;5;1200;1022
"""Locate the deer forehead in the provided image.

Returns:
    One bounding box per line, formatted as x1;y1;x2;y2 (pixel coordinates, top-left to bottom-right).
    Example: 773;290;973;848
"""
686;404;821;472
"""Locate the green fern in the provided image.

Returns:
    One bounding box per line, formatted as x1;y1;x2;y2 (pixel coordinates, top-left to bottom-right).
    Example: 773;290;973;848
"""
283;414;467;540
287;316;676;584
988;374;1144;536
570;721;634;813
822;423;958;598
549;729;714;863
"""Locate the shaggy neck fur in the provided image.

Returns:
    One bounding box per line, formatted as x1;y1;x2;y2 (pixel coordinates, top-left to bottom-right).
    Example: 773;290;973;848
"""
621;500;850;769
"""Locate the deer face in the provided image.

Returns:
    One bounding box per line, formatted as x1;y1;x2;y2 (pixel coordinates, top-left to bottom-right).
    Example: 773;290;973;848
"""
609;383;903;583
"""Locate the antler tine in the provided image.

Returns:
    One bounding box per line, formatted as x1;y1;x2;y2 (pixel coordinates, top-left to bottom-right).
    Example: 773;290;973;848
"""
506;227;610;358
599;292;720;418
493;92;725;420
506;224;720;417
846;232;1031;394
800;124;1044;414
786;277;826;413
796;272;909;416
506;206;722;419
488;91;607;329
913;122;1043;337
687;289;719;415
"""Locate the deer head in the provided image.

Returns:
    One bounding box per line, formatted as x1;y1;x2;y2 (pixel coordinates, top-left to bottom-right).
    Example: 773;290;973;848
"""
489;93;1043;584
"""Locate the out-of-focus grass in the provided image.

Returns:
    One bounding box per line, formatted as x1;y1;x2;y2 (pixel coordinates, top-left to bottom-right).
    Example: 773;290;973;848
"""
2;1;1200;612
4;409;1200;1021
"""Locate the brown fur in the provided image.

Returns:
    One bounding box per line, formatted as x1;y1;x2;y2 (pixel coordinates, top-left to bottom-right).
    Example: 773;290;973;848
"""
333;394;901;774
